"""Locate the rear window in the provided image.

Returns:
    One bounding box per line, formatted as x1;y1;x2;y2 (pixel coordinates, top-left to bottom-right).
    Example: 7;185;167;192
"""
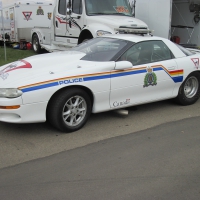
176;44;195;56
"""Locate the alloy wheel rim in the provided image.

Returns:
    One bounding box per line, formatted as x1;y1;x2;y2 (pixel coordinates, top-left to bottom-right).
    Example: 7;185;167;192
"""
33;38;38;51
62;95;87;127
184;76;199;98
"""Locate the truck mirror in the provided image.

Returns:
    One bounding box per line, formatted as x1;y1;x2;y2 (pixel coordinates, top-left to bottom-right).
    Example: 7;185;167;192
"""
66;0;72;29
130;0;136;17
68;0;72;8
66;0;72;16
67;8;72;15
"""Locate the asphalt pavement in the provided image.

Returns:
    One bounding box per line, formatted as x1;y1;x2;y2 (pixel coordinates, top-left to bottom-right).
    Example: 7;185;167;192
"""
1;99;200;169
0;116;200;200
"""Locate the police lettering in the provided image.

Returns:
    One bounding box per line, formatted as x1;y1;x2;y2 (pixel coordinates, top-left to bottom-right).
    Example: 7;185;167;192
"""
59;78;83;85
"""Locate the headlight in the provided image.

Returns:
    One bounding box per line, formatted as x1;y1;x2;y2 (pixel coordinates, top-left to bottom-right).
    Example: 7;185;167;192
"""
0;88;23;98
96;30;112;37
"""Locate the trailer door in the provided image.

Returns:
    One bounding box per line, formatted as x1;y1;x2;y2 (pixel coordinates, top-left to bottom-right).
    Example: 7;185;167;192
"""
135;0;172;39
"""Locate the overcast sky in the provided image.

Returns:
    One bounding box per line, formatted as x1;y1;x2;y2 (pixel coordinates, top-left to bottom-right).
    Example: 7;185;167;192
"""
1;0;53;7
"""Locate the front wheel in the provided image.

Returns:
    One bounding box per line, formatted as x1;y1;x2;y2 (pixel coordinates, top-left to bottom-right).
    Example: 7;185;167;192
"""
82;38;91;43
175;72;200;105
32;34;41;53
47;88;92;132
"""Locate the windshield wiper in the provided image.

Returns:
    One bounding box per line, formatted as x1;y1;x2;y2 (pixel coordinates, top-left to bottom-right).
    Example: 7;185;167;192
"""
89;12;128;16
89;12;107;15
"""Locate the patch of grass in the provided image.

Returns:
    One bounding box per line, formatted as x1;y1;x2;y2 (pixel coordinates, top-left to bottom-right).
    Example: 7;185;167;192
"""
0;46;37;67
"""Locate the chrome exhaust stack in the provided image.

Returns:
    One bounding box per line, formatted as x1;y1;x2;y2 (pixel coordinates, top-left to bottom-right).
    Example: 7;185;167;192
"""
113;109;129;116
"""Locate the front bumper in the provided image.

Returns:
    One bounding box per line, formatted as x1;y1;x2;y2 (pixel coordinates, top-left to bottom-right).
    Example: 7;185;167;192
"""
0;99;48;123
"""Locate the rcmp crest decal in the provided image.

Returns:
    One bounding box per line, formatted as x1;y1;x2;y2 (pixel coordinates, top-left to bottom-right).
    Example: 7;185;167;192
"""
48;12;52;20
37;6;44;15
143;66;157;87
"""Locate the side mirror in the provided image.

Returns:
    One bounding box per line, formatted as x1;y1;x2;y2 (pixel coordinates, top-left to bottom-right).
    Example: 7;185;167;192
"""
66;0;72;28
130;0;136;17
66;0;72;16
67;8;72;15
115;61;132;70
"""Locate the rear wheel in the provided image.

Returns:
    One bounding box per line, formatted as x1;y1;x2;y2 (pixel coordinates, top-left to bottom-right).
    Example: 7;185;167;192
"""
32;34;41;53
47;88;92;132
175;72;200;105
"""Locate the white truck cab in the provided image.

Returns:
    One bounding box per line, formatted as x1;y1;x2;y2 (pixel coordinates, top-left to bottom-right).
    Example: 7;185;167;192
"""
31;0;149;53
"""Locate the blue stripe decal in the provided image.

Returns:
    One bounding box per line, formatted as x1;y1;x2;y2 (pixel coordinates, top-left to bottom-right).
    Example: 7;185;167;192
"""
111;69;146;78
20;67;183;93
153;67;163;72
21;82;59;92
154;67;183;83
172;76;183;83
83;74;111;81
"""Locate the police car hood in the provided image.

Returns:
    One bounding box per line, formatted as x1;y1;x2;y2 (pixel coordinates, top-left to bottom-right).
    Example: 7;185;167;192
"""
0;51;88;87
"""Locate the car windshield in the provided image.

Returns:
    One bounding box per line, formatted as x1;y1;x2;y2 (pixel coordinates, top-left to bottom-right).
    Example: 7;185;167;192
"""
72;37;132;61
85;0;133;16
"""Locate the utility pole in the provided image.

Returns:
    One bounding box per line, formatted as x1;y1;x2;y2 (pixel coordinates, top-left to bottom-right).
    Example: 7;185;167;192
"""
0;1;7;61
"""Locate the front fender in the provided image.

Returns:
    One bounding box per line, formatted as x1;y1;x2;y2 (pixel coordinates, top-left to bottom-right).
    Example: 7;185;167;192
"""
82;23;115;38
31;29;44;45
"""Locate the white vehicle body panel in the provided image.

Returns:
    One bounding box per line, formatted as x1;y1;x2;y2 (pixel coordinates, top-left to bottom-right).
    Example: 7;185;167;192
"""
134;0;172;39
110;59;179;108
132;0;200;46
0;1;53;43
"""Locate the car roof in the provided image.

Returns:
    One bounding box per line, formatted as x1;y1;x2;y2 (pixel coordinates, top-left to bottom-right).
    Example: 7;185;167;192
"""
101;33;167;43
101;33;186;58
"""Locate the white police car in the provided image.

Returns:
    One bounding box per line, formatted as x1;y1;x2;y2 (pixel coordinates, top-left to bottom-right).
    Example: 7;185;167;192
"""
0;33;200;132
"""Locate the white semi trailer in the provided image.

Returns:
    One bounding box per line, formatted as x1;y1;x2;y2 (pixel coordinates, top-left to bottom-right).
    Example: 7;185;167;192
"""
0;1;54;44
132;0;200;47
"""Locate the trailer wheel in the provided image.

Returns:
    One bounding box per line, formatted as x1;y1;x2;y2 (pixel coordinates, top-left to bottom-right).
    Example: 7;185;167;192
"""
32;34;41;53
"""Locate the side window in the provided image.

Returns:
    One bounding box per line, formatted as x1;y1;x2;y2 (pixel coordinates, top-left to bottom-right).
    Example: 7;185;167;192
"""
72;0;82;14
118;40;174;65
58;0;66;15
118;43;141;65
152;41;174;62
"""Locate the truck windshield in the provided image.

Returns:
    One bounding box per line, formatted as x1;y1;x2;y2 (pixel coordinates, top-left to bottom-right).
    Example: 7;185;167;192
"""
85;0;133;16
72;37;133;61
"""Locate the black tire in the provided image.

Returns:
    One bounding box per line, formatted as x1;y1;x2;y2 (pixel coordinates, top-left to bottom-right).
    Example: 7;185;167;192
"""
175;72;200;105
81;35;93;43
47;88;92;132
82;38;90;43
32;34;41;53
81;38;92;43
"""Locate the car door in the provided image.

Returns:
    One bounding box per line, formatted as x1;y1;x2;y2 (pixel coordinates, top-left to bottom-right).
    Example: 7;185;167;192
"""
110;40;181;108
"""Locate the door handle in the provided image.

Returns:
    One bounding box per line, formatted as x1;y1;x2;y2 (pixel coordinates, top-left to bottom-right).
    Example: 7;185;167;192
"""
71;15;81;19
56;21;58;27
167;66;176;70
